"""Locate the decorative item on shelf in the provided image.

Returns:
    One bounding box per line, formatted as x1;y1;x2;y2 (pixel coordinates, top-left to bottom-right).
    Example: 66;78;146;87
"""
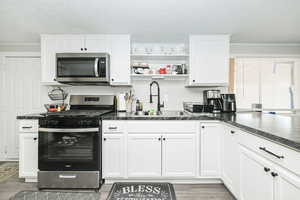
46;87;68;112
131;62;150;74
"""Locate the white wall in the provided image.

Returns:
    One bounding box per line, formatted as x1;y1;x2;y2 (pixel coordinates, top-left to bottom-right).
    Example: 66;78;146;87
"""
60;81;227;111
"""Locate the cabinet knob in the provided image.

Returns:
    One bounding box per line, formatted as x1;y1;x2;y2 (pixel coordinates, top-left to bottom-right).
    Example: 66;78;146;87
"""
111;78;114;81
81;48;83;51
84;48;87;51
264;167;270;172
158;138;161;141
193;80;195;82
163;138;166;141
271;172;278;177
103;138;106;141
202;126;205;129
230;130;235;134
33;138;37;141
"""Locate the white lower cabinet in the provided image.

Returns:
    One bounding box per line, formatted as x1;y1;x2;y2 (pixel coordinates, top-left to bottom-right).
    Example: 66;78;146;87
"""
162;134;196;177
127;134;162;177
222;126;240;198
19;133;38;182
275;166;300;200
240;146;274;200
102;134;124;178
240;145;300;200
200;123;221;177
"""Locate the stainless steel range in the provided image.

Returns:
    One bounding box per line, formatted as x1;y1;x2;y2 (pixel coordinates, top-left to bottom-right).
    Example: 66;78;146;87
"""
38;95;116;189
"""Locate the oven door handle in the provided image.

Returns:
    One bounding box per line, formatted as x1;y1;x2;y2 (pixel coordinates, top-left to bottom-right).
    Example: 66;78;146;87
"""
94;58;99;77
39;128;99;133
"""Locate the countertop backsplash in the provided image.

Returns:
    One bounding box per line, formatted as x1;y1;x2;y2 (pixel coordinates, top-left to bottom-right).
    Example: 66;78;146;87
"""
44;81;227;111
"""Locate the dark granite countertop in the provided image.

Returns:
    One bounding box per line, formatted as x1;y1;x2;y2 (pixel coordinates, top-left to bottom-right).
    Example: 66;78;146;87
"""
16;113;46;119
103;111;300;151
17;111;300;151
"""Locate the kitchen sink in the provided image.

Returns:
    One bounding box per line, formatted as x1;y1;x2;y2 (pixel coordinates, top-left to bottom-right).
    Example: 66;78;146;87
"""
131;110;188;117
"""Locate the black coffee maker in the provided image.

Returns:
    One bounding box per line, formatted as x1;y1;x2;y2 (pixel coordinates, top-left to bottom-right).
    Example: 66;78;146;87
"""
221;94;237;113
203;90;223;113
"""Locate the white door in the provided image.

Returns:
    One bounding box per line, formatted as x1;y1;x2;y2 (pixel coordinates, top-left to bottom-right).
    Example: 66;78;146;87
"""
189;35;229;85
200;123;221;177
274;166;300;200
240;146;274;200
19;133;38;178
235;58;261;109
222;127;240;198
127;134;161;177
102;134;124;178
162;134;196;177
1;57;44;159
109;35;131;85
85;35;110;53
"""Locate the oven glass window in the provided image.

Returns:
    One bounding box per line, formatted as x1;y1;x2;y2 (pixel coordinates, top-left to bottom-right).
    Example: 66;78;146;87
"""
38;130;99;171
57;57;96;77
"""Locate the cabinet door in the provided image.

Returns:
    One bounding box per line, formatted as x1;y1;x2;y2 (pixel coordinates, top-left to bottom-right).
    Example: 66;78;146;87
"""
102;134;124;178
275;166;300;200
85;35;110;53
19;133;38;178
127;134;161;177
59;35;85;53
109;35;131;85
222;127;240;198
200;123;221;177
162;134;196;177
240;146;274;200
189;35;229;86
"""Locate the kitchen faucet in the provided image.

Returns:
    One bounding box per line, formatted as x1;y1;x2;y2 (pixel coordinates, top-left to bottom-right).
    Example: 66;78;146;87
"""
150;81;164;115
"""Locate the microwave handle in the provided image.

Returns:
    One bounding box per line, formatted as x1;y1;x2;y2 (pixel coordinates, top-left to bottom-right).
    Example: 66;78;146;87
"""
94;58;99;77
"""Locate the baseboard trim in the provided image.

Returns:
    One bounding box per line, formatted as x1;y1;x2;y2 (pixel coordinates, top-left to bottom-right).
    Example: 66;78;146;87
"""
104;178;222;184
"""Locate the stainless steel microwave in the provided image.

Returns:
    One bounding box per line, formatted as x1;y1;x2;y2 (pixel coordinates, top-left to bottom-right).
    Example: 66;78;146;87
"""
55;53;110;85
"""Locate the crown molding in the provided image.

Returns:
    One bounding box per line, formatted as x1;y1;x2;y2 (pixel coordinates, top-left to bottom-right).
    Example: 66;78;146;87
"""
230;43;300;47
0;42;40;46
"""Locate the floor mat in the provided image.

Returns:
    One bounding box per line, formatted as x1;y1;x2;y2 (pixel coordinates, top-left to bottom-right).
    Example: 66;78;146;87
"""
0;162;18;183
107;182;176;200
10;191;100;200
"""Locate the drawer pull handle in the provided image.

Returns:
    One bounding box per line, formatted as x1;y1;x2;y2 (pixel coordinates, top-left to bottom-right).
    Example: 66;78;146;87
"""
59;174;77;179
22;126;33;129
108;127;117;130
259;147;284;159
230;130;235;134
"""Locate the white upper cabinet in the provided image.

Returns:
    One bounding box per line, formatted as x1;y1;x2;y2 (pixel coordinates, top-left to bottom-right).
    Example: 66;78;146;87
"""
189;35;230;86
109;35;131;86
41;34;130;85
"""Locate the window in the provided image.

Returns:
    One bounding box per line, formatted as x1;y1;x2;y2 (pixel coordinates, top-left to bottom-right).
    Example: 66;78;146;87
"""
234;58;300;110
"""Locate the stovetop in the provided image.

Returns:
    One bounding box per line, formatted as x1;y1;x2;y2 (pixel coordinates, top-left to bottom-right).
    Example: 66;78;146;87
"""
41;109;114;118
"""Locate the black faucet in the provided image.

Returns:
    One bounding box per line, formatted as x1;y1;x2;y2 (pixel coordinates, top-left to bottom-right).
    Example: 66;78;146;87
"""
150;81;164;115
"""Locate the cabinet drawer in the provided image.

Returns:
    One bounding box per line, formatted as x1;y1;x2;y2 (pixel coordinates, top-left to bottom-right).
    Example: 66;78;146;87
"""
19;120;38;132
102;121;125;133
127;121;197;133
239;131;300;176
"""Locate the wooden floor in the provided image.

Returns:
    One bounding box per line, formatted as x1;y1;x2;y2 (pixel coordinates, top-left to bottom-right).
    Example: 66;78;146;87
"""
0;162;235;200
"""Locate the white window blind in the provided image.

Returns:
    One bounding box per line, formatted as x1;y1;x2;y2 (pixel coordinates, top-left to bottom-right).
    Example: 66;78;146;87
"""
235;58;299;110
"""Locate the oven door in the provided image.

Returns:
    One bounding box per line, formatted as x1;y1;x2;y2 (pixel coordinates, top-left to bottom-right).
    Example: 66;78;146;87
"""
38;128;100;171
56;53;109;83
